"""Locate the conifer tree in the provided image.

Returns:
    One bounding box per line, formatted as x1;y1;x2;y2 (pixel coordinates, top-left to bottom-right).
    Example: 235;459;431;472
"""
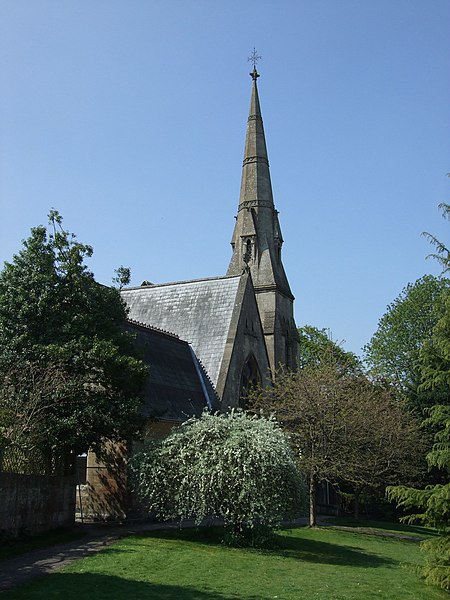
387;405;450;591
388;202;450;591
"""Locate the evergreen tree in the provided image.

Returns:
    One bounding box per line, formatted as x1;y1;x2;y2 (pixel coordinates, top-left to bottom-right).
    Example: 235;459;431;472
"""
419;202;450;394
387;202;450;591
0;211;147;468
387;405;450;591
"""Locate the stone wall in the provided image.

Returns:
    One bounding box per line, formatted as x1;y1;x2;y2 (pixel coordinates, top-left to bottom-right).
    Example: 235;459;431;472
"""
80;442;128;520
0;472;75;536
80;424;177;521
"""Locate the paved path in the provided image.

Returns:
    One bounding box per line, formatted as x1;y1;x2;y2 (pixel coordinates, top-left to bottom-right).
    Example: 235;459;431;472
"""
0;520;195;593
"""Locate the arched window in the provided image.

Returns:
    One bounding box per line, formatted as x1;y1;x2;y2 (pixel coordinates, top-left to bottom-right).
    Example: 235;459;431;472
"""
239;355;261;407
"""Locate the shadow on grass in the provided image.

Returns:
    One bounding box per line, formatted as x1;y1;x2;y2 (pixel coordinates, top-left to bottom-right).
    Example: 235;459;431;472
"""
276;534;395;567
127;527;396;569
325;517;438;538
3;572;260;600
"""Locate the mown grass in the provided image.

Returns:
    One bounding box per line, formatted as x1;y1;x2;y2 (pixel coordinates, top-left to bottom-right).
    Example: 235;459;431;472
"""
3;523;449;600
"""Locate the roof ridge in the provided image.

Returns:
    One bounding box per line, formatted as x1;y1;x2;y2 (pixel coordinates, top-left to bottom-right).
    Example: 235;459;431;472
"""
124;274;242;291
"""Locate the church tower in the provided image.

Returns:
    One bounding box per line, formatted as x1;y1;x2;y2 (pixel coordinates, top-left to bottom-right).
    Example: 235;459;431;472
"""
227;66;299;375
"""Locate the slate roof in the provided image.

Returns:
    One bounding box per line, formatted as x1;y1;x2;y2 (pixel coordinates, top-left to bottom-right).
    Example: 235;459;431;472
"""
125;321;219;421
121;276;242;386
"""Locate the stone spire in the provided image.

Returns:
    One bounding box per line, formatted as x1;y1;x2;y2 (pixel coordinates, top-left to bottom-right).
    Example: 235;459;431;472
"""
237;66;274;212
227;65;298;373
227;66;292;295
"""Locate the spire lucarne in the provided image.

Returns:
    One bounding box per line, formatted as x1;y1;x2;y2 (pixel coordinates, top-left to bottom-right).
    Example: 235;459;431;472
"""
227;65;299;374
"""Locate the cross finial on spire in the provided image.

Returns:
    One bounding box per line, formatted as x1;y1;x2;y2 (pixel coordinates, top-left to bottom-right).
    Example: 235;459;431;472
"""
248;47;261;80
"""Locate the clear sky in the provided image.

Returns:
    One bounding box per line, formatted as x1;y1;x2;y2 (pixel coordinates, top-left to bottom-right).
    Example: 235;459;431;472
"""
1;0;449;357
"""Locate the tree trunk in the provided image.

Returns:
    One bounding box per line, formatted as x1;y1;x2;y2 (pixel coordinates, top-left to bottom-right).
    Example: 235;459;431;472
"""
354;492;359;520
309;472;317;527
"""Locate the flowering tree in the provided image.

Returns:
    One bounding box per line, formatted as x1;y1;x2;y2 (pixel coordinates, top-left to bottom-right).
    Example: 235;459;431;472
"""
129;411;307;546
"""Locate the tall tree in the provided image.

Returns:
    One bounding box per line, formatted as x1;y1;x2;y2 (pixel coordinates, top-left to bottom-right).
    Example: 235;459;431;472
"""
250;355;424;526
422;202;450;274
387;405;450;592
0;211;147;469
387;202;450;592
419;202;450;394
419;292;450;394
298;325;362;373
364;275;450;415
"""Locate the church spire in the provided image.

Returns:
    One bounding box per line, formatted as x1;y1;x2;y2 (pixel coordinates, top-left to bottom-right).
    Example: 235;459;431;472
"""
238;65;274;212
227;64;290;295
226;59;298;373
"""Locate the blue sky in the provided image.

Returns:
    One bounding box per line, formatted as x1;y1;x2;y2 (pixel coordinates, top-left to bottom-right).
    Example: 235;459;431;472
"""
1;0;449;357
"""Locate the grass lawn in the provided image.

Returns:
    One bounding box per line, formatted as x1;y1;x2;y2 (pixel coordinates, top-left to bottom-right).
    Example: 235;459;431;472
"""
3;523;449;600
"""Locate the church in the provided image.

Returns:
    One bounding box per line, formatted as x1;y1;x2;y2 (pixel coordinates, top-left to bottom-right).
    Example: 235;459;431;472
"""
122;65;298;415
81;66;299;518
